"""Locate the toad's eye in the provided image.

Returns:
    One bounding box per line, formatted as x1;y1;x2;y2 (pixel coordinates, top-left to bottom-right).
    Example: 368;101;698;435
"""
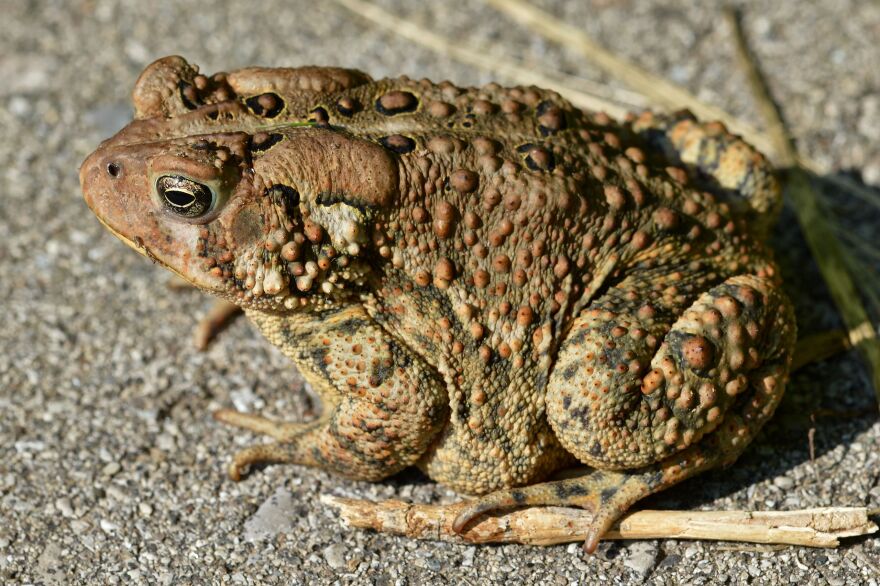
156;175;214;218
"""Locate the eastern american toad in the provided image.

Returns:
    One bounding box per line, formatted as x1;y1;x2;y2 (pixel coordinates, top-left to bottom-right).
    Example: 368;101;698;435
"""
80;56;796;551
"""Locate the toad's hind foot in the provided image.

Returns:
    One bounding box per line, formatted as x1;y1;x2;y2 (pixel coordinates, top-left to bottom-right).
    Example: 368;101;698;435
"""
452;441;722;553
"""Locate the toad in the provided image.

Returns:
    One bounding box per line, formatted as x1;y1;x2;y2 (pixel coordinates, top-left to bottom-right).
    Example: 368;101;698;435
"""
80;56;795;551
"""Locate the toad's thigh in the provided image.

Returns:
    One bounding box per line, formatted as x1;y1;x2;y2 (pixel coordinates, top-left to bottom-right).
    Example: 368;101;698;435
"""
546;274;795;470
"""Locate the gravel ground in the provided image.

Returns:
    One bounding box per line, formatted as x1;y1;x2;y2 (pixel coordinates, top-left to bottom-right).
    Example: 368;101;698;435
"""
2;0;879;584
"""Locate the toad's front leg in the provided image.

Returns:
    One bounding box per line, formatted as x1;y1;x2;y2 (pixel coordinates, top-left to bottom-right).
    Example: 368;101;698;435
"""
453;273;796;552
215;305;449;482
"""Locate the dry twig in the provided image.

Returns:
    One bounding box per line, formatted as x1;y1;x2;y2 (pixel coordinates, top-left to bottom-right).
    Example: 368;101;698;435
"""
323;495;877;548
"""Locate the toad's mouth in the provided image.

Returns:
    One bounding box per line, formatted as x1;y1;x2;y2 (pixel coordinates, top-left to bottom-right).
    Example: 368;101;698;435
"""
92;212;139;252
91;210;192;283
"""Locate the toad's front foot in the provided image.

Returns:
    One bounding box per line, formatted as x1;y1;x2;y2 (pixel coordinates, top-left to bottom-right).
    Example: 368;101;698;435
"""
213;409;319;480
193;300;242;350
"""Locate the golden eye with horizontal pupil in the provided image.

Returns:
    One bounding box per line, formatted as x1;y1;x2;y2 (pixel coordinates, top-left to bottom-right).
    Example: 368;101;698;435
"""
156;175;214;218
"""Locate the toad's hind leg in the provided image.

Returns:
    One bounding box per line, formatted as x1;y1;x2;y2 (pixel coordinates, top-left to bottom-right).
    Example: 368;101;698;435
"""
453;274;795;552
214;306;449;483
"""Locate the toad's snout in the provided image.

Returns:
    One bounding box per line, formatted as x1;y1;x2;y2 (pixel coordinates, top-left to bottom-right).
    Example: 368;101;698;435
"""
80;148;144;243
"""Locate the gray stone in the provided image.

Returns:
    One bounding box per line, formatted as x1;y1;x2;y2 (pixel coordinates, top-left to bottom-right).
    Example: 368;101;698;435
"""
323;543;347;570
243;485;298;542
623;541;659;578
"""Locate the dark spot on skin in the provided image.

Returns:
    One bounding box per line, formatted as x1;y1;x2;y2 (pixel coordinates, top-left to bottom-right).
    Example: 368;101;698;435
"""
589;442;604;457
375;91;418;116
512;490;526;504
196;233;210;259
536;100;567;136
600;487;617;503
379;134;416;154
553;482;588;500
265;184;300;210
310;347;330;377
516;143;535;153
336;97;361;117
525;148;555;172
562;396;571;410
562;363;578;381
178;80;198;110
251;133;283;153
334;318;362;337
387;339;413;369
535;100;553;116
462;121;472;128
207;110;219;120
533;371;549;391
310;106;330;126
569;406;591;432
245;93;284;118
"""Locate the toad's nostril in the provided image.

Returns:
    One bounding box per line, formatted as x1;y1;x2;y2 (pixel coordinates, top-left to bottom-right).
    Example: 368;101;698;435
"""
107;162;121;177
